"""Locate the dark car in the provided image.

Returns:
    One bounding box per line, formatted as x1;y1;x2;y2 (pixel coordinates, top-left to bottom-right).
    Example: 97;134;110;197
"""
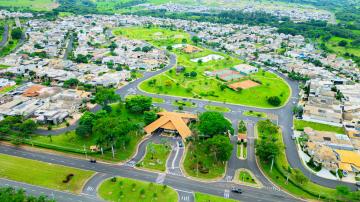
178;141;183;147
231;187;242;194
356;182;360;187
89;159;96;163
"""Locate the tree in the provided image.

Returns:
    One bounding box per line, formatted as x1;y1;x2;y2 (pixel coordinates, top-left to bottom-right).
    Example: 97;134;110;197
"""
11;28;22;40
238;120;247;133
198;111;233;137
92;117;135;158
166;45;173;51
267;96;281;106
63;78;79;88
205;135;233;162
191;36;201;44
95;87;120;107
338;40;348;47
125;95;152;114
144;111;157;125
19;119;37;135
76;111;95;137
190;71;197;77
0;187;54;202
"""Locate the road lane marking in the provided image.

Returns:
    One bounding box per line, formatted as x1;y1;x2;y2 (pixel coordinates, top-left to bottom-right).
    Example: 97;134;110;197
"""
155;173;166;184
224;189;230;198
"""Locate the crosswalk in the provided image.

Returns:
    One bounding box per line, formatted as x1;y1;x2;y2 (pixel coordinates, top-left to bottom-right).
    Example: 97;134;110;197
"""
264;186;281;191
167;170;183;176
180;195;190;201
225;175;233;182
125;160;136;167
86;186;94;192
155;173;166;184
224;189;230;198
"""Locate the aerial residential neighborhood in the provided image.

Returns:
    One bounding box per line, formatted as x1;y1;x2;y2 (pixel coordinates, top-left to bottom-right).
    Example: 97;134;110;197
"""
0;0;360;202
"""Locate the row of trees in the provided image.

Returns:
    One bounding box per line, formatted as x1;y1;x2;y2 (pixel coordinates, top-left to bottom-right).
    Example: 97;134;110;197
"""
0;187;55;202
0;116;37;144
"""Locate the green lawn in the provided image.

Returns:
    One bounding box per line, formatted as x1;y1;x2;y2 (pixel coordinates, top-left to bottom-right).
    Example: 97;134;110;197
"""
294;119;345;134
183;142;226;179
0;153;94;193
242;144;247;159
138;143;171;172
0;85;17;94
236;144;241;158
0;39;18;58
324;36;360;57
172;100;196;108
126;95;164;104
205;105;230;112
0;0;58;11
152;97;164;103
98;177;178;202
238;170;255;184
115;26;290;108
30;103;144;162
243;111;267;118
195;192;238;202
0;64;11;69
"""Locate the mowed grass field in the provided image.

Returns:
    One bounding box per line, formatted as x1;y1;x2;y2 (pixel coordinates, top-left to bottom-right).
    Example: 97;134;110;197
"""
138;143;171;172
114;27;290;108
98;177;178;202
0;153;94;193
0;0;58;11
323;36;360;57
195;192;238;202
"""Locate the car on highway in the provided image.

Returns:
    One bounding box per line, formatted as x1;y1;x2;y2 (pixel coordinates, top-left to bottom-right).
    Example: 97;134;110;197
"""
231;187;242;194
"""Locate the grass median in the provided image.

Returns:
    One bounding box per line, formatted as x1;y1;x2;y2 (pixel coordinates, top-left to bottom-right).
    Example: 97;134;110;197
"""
0;153;94;193
98;177;178;202
195;192;238;202
137;143;171;172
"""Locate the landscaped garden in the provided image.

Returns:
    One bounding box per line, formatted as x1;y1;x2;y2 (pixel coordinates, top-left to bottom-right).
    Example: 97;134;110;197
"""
237;169;256;184
0;153;94;193
137;142;171;172
98;177;178;202
243;110;267;118
256;120;360;201
195;192;238;202
294;119;345;134
114;26;290;108
204;105;230;112
183;111;233;179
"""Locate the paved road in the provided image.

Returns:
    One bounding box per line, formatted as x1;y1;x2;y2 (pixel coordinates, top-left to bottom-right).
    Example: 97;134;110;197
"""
0;144;298;202
0;24;9;48
33;48;357;191
0;178;100;202
63;33;74;60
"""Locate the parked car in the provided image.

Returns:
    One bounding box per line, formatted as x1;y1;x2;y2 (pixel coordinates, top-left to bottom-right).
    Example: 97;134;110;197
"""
231;187;242;194
89;159;96;163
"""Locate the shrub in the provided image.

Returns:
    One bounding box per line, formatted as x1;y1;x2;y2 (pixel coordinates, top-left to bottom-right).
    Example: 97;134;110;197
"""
62;174;74;183
267;96;281;106
110;177;117;182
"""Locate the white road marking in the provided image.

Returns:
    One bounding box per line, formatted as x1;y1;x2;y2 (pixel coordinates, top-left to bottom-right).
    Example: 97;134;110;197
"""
155;173;166;184
171;142;180;169
224;189;230;198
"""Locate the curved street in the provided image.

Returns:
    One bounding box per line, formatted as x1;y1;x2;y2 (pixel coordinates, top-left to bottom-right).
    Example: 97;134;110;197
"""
0;24;9;48
4;50;356;202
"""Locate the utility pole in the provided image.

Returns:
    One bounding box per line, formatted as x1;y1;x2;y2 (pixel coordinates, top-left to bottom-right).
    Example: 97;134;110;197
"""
83;144;87;159
270;156;274;172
